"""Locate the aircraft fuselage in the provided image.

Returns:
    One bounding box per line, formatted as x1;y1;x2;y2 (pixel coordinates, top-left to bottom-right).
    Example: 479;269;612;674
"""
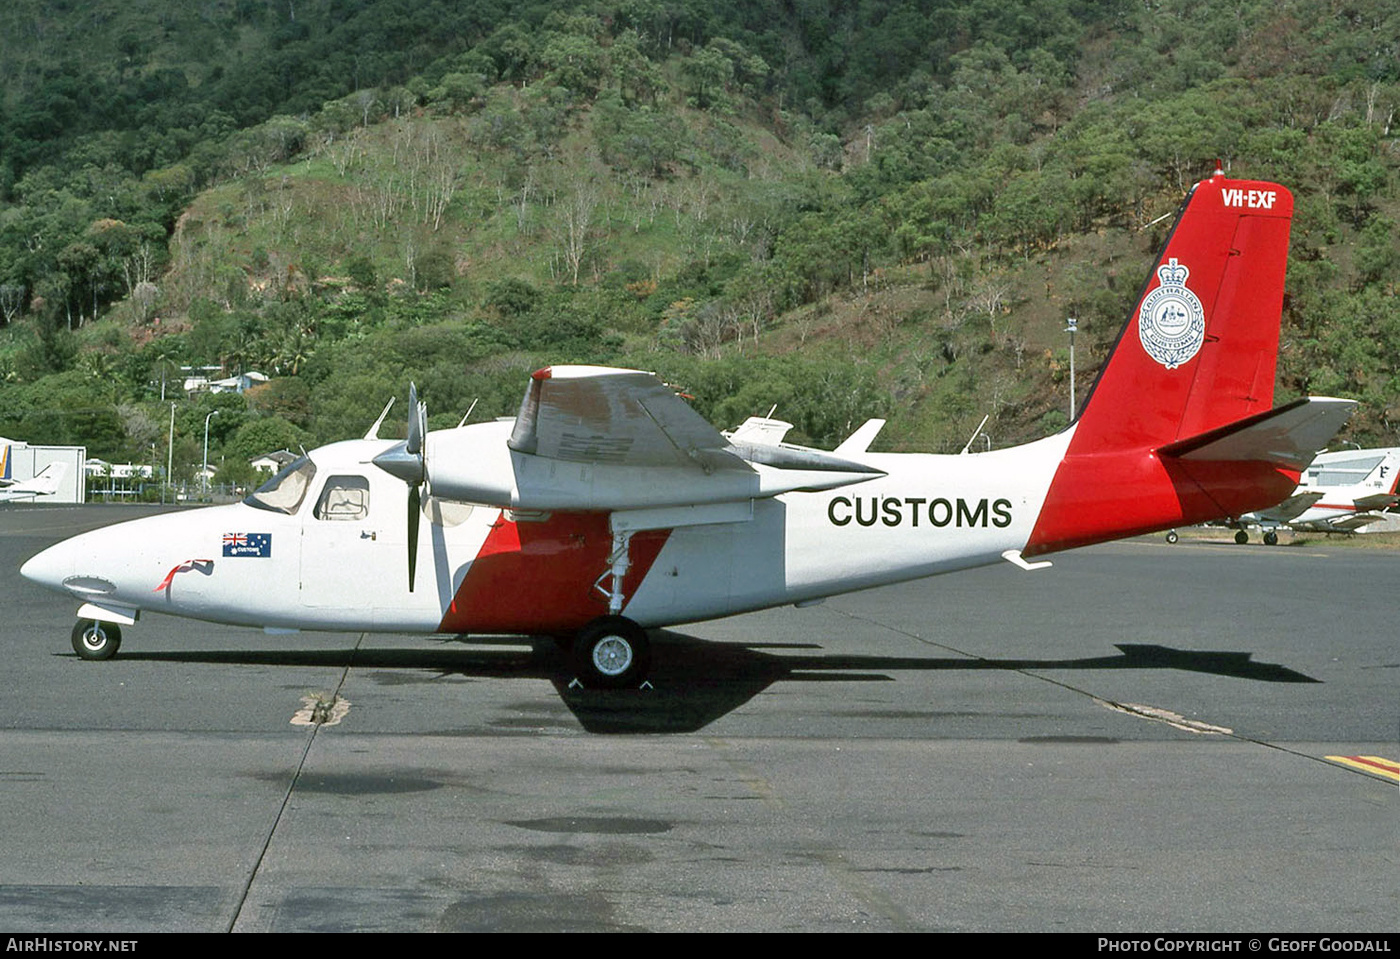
21;429;1073;636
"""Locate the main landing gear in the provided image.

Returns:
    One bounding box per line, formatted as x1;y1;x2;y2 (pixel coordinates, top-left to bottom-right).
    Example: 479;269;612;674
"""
570;616;651;689
1232;529;1279;545
565;526;654;689
71;620;121;661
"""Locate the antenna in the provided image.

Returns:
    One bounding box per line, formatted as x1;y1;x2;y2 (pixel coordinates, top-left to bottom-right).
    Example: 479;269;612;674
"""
364;396;396;440
959;414;990;455
457;398;479;428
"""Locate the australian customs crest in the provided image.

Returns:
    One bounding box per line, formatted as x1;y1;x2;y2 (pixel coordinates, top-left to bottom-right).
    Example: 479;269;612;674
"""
1138;258;1205;369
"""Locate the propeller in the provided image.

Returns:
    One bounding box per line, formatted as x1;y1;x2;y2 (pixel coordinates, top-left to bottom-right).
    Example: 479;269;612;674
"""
371;383;429;590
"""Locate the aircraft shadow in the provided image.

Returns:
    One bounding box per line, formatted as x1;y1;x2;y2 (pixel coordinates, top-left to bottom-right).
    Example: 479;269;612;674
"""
96;632;1319;734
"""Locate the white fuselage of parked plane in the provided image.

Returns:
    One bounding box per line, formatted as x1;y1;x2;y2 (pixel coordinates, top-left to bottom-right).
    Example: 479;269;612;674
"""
1282;447;1400;531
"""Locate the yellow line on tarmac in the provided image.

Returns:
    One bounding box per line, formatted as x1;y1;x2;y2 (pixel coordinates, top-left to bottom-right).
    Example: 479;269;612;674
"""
1326;755;1400;783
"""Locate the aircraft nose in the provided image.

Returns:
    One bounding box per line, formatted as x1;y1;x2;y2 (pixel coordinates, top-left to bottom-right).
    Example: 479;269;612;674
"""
20;541;75;590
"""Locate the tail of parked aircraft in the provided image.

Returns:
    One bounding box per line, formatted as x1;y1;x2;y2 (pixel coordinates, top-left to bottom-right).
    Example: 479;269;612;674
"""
26;462;66;495
1025;168;1355;555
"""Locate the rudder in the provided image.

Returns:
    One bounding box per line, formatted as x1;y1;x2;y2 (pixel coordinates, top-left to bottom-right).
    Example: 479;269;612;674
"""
1070;169;1294;455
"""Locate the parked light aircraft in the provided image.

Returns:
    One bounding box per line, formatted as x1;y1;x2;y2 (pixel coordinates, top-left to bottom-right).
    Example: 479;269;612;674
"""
1226;447;1400;544
21;171;1356;687
0;444;67;503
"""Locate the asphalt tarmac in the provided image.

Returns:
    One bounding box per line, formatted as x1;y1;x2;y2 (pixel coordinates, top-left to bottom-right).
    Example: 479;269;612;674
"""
1;505;1395;932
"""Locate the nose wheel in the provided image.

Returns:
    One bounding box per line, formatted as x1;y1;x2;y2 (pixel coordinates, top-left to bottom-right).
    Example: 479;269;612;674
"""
572;616;651;689
71;620;122;660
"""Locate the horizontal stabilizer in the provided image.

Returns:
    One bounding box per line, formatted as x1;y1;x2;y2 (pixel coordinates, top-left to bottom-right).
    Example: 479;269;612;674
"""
1256;491;1324;522
1156;397;1356;470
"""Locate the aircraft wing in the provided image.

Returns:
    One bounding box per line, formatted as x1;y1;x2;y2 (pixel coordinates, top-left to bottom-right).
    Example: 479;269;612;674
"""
423;366;885;512
507;365;882;476
1351;492;1399;512
508;366;741;472
1291;512;1388;533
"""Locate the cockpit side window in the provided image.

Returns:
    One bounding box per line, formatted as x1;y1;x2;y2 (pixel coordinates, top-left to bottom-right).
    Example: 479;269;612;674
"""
314;475;371;521
243;456;317;515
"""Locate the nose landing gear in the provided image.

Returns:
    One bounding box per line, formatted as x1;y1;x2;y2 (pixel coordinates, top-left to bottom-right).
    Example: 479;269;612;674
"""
71;620;121;661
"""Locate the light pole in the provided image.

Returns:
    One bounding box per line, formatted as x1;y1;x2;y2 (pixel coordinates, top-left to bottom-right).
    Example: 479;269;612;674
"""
165;401;176;504
203;410;220;499
1065;317;1078;419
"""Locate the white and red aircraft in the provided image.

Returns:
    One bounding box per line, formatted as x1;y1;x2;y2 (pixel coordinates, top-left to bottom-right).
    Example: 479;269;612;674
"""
1235;446;1400;543
21;170;1355;687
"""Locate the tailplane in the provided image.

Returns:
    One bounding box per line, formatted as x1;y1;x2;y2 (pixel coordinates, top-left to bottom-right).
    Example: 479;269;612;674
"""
1025;170;1354;555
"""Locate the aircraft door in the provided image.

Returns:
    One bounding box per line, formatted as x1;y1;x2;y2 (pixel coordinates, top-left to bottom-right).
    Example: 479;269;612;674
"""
299;473;388;609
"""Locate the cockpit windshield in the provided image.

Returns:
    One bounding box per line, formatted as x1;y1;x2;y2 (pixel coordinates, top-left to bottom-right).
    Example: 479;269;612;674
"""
243;456;317;514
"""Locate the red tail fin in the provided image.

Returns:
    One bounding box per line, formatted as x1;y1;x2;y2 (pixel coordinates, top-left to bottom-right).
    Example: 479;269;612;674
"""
1025;171;1306;555
1072;170;1294;453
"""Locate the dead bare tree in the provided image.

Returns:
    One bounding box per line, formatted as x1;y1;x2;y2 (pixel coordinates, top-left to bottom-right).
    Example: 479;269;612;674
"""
0;284;24;325
553;182;599;285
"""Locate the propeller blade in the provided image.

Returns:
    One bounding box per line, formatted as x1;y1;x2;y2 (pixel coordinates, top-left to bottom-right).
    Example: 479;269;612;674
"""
407;484;421;591
417;398;429;477
407;382;422;456
371;381;429;592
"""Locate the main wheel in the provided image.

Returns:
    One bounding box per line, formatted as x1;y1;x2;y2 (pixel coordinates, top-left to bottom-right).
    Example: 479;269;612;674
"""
1165;530;1179;544
1263;530;1279;546
71;620;121;661
572;616;650;689
1234;530;1249;545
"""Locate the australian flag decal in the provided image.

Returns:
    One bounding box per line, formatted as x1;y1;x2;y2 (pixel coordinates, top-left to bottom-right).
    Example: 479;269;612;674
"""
223;532;272;558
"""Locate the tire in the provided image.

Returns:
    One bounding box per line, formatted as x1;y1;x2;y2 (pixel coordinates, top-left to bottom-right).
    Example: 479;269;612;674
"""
1234;530;1249;545
572;616;650;689
1165;530;1179;544
1263;531;1279;546
71;620;121;661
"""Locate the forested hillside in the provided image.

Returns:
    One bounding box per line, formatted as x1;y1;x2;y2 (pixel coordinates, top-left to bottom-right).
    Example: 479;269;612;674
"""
1;0;1398;488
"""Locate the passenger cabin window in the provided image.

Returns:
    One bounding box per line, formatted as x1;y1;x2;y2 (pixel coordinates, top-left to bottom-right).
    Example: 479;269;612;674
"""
314;475;371;521
243;456;317;515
